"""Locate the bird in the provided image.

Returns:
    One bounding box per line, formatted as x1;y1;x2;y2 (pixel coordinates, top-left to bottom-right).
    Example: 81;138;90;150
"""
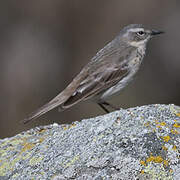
23;24;164;124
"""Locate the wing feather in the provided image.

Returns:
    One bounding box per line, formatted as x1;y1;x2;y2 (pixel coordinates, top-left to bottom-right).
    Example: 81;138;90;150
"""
63;64;129;107
62;45;136;108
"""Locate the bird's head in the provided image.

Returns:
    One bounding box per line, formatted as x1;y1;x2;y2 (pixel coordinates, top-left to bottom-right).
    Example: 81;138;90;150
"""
120;24;164;47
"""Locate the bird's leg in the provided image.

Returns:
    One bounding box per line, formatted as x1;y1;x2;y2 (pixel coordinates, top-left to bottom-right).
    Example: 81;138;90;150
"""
98;103;110;113
102;101;120;111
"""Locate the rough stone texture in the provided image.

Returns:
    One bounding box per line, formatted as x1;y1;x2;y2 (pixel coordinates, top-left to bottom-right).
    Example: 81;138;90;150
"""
0;104;180;180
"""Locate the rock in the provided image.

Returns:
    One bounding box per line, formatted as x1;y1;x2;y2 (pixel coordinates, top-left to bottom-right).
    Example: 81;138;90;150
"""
0;104;180;180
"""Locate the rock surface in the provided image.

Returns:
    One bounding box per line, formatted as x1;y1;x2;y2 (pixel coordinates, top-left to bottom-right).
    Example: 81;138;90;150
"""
0;104;180;180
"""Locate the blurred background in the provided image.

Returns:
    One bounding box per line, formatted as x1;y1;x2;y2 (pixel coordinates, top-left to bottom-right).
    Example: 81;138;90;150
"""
0;0;179;138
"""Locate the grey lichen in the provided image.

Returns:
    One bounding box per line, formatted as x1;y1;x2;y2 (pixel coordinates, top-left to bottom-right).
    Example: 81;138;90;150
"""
0;104;180;180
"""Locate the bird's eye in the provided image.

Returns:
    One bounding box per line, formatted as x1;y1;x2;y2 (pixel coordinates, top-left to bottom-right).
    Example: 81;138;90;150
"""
137;31;145;36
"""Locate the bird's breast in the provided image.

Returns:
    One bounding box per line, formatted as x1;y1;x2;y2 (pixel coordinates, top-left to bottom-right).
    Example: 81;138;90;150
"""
100;48;145;100
100;67;137;100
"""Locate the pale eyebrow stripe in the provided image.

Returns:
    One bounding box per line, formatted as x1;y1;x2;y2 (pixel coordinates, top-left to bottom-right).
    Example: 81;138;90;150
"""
128;28;144;32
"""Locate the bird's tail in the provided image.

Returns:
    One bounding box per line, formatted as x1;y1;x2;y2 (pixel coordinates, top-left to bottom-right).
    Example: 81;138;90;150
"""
22;92;70;124
22;70;86;124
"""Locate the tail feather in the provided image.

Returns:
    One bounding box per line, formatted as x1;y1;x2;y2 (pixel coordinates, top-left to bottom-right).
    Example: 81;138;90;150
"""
23;98;65;124
22;87;73;124
22;70;87;124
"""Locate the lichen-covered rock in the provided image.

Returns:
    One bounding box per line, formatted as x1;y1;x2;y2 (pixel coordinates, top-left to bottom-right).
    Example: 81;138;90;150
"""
0;104;180;180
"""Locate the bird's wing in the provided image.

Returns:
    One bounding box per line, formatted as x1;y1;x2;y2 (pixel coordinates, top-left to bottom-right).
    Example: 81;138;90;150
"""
62;45;136;108
62;62;129;108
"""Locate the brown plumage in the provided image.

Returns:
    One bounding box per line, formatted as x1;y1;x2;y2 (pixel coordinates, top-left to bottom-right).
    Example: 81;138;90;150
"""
23;24;164;123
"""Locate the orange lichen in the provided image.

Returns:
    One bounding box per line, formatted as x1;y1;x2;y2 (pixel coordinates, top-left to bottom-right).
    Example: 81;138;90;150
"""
163;160;168;166
162;145;168;151
140;160;146;166
21;142;35;153
144;155;169;168
39;138;44;143
172;145;177;151
38;129;46;133
62;126;68;130
156;122;166;129
144;122;150;127
62;123;76;130
156;125;162;129
171;129;179;134
140;170;145;174
69;123;76;128
173;123;180;128
146;155;163;163
155;120;159;124
162;136;170;142
175;112;180;117
160;122;166;126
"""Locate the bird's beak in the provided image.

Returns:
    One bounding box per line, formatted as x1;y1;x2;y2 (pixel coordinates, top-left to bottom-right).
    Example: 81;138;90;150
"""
151;30;165;36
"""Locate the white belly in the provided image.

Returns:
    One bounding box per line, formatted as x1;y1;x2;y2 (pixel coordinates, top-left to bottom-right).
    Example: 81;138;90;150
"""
100;63;141;100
